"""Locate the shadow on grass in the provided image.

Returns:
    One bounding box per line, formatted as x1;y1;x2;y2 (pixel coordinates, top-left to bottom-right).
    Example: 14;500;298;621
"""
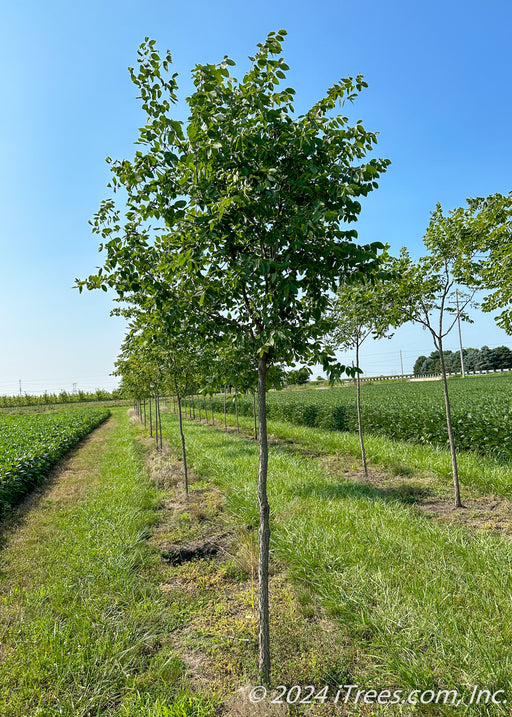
292;478;432;506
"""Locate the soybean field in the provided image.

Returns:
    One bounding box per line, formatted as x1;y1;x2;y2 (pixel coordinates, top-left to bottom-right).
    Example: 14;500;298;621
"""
0;408;110;513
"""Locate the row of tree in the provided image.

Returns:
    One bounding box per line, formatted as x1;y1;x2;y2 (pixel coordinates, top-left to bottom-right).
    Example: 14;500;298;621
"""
75;31;512;684
414;346;512;375
0;389;121;408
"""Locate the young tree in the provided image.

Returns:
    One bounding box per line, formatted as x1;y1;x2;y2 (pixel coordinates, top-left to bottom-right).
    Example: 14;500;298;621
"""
394;197;506;508
329;266;398;476
77;31;389;682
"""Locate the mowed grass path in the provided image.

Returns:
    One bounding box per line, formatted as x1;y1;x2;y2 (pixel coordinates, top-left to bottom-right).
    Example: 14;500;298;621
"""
184;403;512;501
162;411;512;714
0;409;214;717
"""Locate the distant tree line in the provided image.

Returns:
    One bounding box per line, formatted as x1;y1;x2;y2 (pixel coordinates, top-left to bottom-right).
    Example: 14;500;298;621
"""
0;389;123;408
413;346;512;375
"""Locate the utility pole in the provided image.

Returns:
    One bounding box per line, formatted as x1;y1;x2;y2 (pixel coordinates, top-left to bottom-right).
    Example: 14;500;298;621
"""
400;350;404;378
19;379;22;396
456;290;466;378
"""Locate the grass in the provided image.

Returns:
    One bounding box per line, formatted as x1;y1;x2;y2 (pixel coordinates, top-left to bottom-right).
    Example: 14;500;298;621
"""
4;399;512;715
0;409;216;717
142;434;353;715
160;410;512;715
192;405;512;501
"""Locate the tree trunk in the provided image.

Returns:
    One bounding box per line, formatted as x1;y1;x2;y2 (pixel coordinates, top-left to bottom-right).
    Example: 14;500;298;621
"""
257;354;271;685
211;397;214;425
253;392;258;440
235;390;240;432
159;396;163;451
149;395;153;437
143;399;147;428
204;396;208;424
224;385;227;431
355;342;368;477
176;389;189;497
439;343;463;508
154;387;160;450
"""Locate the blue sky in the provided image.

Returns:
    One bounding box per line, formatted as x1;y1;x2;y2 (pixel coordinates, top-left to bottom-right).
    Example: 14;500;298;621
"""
1;0;511;394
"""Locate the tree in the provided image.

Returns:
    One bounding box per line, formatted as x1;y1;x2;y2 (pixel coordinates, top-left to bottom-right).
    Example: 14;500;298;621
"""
330;263;398;476
474;345;496;372
493;345;512;369
285;367;311;386
394;197;504;508
413;355;428;375
471;193;512;330
77;31;389;683
116;296;210;496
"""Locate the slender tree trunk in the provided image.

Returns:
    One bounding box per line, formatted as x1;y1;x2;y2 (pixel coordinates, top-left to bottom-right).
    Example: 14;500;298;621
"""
211;397;214;425
192;395;195;420
355;342;368;477
257;354;271;685
159;399;163;451
176;389;189;497
235;390;240;432
143;399;146;428
149;395;153;437
154;387;160;450
439;342;463;507
204;396;208;424
224;385;227;431
155;386;163;451
253;392;258;440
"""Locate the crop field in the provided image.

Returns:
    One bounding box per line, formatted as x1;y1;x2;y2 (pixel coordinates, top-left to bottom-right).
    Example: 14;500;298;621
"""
203;374;512;461
0;407;110;513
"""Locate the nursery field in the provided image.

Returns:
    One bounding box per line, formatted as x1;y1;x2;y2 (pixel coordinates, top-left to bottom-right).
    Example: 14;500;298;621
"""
3;404;512;714
204;374;512;461
0;407;110;513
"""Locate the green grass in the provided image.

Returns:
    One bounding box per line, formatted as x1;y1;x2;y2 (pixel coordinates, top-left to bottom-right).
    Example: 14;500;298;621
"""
161;411;512;714
0;409;216;717
190;404;512;500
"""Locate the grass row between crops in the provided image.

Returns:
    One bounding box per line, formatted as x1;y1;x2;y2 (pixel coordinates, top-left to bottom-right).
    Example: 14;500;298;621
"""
161;410;512;714
0;409;215;717
0;408;111;514
178;403;512;500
